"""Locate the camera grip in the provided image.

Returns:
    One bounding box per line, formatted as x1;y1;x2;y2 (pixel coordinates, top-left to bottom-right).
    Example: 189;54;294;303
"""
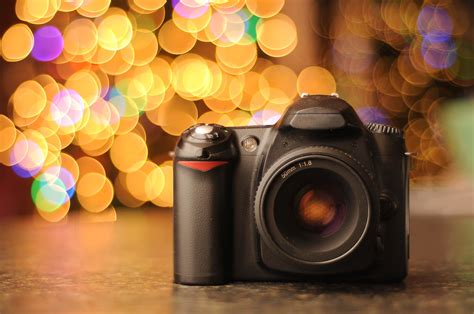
173;161;232;285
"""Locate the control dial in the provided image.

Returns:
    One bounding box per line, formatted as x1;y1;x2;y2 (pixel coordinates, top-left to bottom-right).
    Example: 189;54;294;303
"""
366;122;402;137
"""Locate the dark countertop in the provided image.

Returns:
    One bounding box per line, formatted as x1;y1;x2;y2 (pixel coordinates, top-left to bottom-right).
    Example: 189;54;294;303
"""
0;209;473;313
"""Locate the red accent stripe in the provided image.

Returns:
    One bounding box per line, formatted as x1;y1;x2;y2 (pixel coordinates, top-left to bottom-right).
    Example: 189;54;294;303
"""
178;161;228;172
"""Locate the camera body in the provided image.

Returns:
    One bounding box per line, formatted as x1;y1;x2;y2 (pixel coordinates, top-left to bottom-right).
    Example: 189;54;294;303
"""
174;95;409;285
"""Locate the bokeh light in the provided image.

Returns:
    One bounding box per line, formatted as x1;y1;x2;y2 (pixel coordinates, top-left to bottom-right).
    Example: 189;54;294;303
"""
256;13;297;57
159;20;197;55
31;26;64;62
297;66;337;96
110;133;148;172
77;172;114;213
97;8;134;51
0;115;17;153
11;129;48;178
31;170;71;214
131;0;166;12
245;0;285;18
0;0;471;221
1;23;34;62
51;89;86;129
13;80;47;119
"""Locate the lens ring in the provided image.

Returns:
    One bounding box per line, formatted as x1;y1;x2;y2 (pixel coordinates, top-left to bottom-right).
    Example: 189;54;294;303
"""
254;146;373;265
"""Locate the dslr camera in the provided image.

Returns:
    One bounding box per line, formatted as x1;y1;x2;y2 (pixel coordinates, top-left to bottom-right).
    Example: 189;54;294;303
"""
174;95;409;285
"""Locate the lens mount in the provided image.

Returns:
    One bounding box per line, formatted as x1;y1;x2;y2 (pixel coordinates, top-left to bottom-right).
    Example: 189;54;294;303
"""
255;146;372;265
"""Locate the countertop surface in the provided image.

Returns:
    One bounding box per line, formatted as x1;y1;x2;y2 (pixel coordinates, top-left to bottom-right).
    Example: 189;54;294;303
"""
0;208;473;313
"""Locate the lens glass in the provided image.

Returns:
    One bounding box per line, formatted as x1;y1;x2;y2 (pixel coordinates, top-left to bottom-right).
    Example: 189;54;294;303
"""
271;167;353;251
295;184;346;236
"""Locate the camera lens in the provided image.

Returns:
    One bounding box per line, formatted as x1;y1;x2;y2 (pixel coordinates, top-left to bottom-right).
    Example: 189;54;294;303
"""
255;151;371;265
271;167;353;255
295;184;346;236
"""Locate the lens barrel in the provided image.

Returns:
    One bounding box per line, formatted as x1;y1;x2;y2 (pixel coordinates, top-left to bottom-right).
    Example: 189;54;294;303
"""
255;147;372;265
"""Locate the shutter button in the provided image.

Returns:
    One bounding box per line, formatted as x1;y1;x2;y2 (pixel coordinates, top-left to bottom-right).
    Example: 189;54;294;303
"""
195;125;214;135
191;124;222;141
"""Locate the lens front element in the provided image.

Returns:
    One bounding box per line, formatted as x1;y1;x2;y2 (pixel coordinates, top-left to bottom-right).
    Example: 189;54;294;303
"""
296;185;346;236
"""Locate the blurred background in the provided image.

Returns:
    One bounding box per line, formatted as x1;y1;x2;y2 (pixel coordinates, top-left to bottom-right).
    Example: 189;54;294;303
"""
0;0;472;222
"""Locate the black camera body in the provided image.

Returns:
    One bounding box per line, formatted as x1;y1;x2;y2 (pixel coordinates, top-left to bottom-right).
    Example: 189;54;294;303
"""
174;95;409;285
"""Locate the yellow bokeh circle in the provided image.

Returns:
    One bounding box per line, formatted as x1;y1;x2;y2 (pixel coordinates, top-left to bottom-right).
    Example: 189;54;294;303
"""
77;156;106;178
261;65;298;100
114;171;145;208
245;0;285;18
131;0;166;11
77;173;114;213
63;18;98;57
65;70;101;106
256;14;297;57
16;0;60;24
146;95;198;136
1;24;34;62
125;160;164;201
0;115;17;153
97;8;134;51
59;0;83;12
13;80;47;119
216;42;257;75
171;54;217;100
110;132;148;172
99;44;135;75
77;0;110;18
297;66;337;95
151;161;173;207
77;172;107;198
158;20;197;55
131;29;159;66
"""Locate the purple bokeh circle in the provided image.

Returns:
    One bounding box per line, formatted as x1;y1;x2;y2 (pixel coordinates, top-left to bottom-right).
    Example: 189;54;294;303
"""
356;107;389;124
421;37;457;69
31;26;64;62
417;5;453;43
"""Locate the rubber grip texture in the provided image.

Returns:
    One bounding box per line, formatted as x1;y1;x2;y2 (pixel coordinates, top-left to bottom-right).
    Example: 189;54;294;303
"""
173;162;232;285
